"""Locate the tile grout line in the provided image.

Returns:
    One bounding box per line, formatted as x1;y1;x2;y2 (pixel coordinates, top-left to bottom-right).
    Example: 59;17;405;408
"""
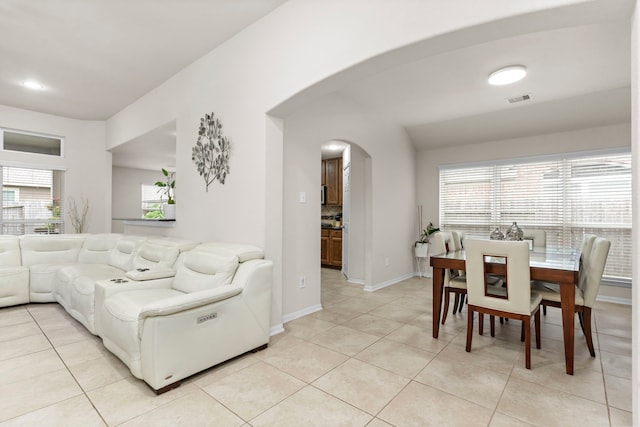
24;305;110;427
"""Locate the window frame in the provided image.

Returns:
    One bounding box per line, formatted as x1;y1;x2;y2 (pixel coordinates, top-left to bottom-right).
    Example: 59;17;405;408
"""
438;148;631;284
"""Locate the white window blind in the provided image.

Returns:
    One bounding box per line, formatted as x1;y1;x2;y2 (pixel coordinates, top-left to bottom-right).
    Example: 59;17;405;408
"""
439;151;631;280
1;166;64;235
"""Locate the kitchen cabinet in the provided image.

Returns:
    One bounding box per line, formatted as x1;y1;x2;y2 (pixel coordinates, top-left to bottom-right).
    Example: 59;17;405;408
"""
322;157;342;206
321;228;342;268
321;229;330;265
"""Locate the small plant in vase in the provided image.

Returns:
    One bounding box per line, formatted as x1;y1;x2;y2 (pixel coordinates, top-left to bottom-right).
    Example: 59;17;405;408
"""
415;222;439;257
155;168;175;219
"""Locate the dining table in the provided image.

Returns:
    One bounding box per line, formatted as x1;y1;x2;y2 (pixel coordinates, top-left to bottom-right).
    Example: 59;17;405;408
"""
430;247;580;375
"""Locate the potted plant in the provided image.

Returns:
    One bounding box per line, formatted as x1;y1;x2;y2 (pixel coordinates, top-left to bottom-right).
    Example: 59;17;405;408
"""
414;222;439;257
155;168;176;219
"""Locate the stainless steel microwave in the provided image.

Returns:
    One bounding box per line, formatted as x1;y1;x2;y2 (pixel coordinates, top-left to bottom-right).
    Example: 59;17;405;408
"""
321;185;326;205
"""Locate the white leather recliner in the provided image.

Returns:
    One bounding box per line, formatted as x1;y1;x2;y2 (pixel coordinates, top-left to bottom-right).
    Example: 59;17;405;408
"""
0;236;29;307
20;234;86;302
54;235;147;333
96;245;272;393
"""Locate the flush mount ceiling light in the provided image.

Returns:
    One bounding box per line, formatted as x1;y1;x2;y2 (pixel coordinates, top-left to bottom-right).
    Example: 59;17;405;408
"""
21;80;45;90
488;65;527;86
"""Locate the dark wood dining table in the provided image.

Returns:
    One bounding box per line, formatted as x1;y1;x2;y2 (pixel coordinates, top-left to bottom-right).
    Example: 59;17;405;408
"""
430;247;580;375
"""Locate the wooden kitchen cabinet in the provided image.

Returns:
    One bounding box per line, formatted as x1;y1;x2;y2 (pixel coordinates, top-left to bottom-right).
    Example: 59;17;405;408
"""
321;229;330;265
323;157;342;206
321;228;342;268
329;229;342;266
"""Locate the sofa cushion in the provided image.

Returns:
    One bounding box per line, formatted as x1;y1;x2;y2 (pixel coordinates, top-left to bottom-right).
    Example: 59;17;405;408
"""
105;288;185;321
133;242;180;270
0;266;29;307
0;236;22;267
20;235;85;266
78;234;121;264
108;236;146;271
172;250;239;293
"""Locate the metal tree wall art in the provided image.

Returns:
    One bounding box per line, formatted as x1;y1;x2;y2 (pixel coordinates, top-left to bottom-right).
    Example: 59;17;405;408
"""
192;112;232;191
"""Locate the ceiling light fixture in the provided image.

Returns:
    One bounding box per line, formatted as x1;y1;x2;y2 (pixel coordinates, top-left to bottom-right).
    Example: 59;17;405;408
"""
488;65;527;86
21;80;45;90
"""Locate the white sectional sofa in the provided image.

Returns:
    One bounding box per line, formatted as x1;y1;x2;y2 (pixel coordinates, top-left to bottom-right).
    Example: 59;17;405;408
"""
0;233;273;393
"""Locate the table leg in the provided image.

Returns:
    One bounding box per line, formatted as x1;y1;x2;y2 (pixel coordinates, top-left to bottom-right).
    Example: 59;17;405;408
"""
560;280;575;375
432;266;445;338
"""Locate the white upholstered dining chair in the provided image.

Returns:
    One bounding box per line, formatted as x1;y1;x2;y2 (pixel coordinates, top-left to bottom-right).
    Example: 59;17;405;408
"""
464;239;542;369
431;232;467;324
533;235;610;357
440;231;503;325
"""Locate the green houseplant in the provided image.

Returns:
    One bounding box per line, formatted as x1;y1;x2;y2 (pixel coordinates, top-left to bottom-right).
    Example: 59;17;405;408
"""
155;168;175;219
414;222;439;257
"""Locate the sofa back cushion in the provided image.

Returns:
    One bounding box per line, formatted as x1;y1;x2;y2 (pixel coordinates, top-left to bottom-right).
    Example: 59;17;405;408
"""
78;233;122;264
0;236;22;267
20;235;85;266
132;241;180;269
172;249;239;293
108;236;146;271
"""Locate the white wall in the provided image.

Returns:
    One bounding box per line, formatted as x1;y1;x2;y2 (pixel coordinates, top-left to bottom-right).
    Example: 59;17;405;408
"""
104;0;602;328
282;93;416;317
0;105;109;234
347;144;369;282
111;166;165;233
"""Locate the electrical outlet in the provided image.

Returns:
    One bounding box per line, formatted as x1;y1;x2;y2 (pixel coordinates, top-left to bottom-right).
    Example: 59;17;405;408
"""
299;276;305;288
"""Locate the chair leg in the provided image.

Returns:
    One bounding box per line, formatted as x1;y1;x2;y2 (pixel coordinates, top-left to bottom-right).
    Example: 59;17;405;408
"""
490;315;495;337
542;304;547;316
499;316;504;325
582;308;596;357
441;289;451;325
466;307;473;352
524;315;531;369
478;313;484;335
535;309;541;349
520;321;525;342
453;293;460;314
578;311;585;335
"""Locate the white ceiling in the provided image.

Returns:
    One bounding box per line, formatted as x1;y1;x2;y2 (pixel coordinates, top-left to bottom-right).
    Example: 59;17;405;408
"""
0;0;288;120
0;1;633;168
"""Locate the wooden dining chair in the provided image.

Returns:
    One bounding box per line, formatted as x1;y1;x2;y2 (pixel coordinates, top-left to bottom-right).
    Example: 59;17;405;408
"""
465;239;542;369
534;236;610;357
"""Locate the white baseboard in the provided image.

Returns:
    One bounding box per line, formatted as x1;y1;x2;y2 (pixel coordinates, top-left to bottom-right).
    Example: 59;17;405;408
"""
347;278;364;285
282;304;323;324
364;272;415;292
596;295;631;305
270;324;285;336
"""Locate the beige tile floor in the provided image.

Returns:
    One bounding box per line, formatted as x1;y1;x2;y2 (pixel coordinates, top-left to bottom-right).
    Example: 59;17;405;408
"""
0;268;632;426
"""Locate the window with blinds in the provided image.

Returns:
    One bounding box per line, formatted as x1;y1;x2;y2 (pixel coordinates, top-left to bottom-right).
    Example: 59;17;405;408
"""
1;166;64;235
439;151;631;281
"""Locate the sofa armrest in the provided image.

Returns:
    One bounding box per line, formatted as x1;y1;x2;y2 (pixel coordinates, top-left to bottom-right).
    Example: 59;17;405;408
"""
125;267;175;281
139;285;242;319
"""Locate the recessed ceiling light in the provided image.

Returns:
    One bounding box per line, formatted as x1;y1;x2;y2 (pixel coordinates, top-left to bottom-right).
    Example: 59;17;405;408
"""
488;65;527;86
21;80;45;90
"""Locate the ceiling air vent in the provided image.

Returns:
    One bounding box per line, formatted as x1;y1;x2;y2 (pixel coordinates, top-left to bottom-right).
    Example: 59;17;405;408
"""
507;94;531;104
